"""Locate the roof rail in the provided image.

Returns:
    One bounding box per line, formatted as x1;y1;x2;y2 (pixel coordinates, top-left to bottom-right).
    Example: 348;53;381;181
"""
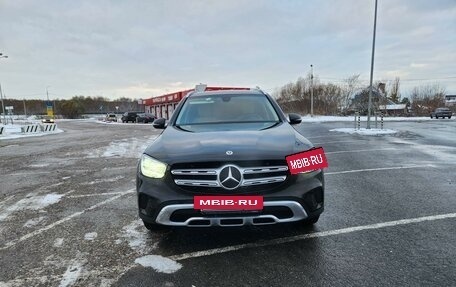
195;84;207;92
252;86;268;96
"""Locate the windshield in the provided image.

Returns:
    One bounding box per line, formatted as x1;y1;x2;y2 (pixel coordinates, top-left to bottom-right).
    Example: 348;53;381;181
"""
175;94;280;131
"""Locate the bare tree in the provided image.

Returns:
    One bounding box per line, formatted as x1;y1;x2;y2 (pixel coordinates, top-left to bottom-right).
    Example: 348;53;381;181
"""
388;77;400;103
342;74;361;110
410;84;446;115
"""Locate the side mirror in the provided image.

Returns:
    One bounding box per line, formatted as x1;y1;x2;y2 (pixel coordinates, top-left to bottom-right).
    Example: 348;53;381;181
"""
153;118;167;129
288;113;302;125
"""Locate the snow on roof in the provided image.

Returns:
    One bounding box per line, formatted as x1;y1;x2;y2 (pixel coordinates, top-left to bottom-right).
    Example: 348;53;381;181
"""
378;104;406;110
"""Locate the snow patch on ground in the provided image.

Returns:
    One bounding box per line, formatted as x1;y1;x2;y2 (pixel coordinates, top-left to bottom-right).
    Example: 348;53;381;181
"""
301;115;433;122
0;124;64;140
58;255;86;287
118;220;157;254
23;216;46;228
84;232;98;241
0;193;64;221
54;238;64;247
86;136;157;158
82;176;124;185
135;255;182;274
30;163;50;168
330;128;398;135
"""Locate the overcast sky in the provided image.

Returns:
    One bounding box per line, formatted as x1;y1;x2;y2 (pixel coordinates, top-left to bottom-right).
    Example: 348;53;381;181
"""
0;0;455;100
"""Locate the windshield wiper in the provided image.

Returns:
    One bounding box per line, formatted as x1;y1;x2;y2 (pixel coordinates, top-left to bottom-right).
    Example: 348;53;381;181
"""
175;125;194;132
260;121;281;130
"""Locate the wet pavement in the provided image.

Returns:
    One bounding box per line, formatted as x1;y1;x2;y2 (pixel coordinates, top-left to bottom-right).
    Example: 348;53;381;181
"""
0;119;455;286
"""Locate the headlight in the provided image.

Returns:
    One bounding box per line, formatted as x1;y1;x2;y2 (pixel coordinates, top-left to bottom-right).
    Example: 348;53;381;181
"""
140;154;167;178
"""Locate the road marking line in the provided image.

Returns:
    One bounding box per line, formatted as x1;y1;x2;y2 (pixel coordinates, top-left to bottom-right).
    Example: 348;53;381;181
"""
168;212;456;261
325;164;435;175
313;140;365;145
0;189;135;251
8;171;54;176
326;148;396;154
66;192;128;198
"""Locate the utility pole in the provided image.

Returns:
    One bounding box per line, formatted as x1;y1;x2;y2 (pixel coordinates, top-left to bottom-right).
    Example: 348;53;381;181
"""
0;52;8;124
310;64;314;117
0;83;6;124
23;99;27;118
367;0;378;129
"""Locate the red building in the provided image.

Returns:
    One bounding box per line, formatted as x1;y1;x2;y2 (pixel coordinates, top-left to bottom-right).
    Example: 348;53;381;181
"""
143;86;249;120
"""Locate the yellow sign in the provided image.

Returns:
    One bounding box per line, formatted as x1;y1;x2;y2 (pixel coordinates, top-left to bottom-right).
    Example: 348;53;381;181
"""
47;106;54;117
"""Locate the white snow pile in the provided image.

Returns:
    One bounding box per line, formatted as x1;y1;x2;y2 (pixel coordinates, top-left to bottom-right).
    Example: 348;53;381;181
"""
23;216;47;228
84;232;98;241
330;128;398;135
54;238;64;247
118;220;157;254
0;123;63;140
301;115;432;122
0;193;64;221
58;254;86;287
135;255;182;274
86;136;157;158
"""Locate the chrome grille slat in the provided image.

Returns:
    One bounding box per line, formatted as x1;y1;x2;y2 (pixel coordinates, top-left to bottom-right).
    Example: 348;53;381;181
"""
172;164;288;189
242;176;287;186
243;166;288;174
171;169;217;175
174;179;220;187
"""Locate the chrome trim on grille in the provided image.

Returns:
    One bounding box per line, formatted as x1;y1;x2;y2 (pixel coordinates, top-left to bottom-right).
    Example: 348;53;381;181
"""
174;179;220;187
155;201;308;227
172;165;288;189
242;176;287;186
243;166;288;174
171;169;217;175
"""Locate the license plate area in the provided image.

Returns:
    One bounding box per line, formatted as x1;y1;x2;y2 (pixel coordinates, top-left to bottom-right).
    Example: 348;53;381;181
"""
194;195;263;211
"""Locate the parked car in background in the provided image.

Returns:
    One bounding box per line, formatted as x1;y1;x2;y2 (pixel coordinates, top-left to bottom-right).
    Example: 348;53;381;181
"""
41;116;55;124
105;113;118;122
121;111;141;123
136;113;156;123
430;108;452;119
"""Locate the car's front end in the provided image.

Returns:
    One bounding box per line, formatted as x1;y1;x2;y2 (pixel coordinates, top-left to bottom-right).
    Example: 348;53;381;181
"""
41;117;55;124
136;89;324;229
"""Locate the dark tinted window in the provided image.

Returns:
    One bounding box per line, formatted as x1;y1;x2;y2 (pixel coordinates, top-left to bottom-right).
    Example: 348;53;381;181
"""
176;94;279;125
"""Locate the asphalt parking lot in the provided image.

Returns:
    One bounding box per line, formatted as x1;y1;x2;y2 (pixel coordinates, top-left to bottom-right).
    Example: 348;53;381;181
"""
0;119;455;287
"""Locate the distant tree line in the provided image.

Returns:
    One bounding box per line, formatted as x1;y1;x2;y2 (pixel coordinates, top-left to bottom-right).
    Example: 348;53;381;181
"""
273;74;447;116
1;96;142;118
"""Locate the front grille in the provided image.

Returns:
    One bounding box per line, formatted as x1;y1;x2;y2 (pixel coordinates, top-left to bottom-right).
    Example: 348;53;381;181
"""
171;160;289;194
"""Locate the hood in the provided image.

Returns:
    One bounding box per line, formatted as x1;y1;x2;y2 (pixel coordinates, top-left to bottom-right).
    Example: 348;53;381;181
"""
144;123;313;164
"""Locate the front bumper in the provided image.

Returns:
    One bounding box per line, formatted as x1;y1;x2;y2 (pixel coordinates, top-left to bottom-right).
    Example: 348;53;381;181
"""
137;170;324;227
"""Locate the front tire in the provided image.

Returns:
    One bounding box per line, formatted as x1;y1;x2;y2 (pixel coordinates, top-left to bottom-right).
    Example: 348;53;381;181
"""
142;220;168;231
299;215;320;226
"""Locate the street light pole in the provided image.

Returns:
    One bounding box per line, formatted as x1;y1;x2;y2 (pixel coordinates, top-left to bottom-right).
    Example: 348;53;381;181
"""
23;99;27;118
0;83;6;124
46;86;50;101
310;64;314;117
367;0;378;129
0;52;8;124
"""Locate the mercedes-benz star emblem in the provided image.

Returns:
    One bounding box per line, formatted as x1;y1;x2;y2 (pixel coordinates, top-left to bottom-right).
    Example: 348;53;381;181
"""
226;150;233;155
218;165;242;190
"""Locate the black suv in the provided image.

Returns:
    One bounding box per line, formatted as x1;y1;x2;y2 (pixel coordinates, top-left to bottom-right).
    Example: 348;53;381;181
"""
137;89;324;230
121;111;141;123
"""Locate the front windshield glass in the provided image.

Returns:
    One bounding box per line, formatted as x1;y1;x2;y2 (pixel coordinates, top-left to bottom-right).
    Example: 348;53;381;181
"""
175;94;280;131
